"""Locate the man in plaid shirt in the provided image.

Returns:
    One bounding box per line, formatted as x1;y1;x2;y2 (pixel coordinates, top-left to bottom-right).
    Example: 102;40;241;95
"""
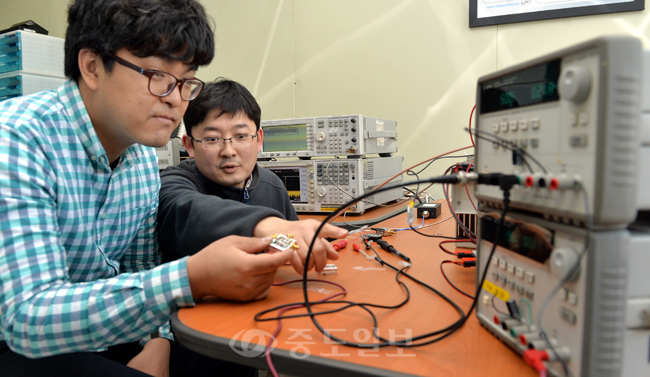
0;0;325;376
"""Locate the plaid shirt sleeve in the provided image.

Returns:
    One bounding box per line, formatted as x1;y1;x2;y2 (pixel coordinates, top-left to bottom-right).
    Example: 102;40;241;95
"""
119;195;176;342
0;88;195;358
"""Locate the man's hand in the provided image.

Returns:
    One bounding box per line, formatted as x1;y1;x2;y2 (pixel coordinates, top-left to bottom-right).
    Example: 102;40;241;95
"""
127;338;170;377
186;235;294;301
253;218;348;274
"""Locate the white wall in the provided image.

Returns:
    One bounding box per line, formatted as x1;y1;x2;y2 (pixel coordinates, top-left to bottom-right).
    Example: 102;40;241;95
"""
2;0;650;198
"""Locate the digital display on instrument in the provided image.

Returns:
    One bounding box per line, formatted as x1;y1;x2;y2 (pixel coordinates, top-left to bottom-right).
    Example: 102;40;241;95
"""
265;166;309;203
262;124;309;152
480;59;561;114
480;214;554;264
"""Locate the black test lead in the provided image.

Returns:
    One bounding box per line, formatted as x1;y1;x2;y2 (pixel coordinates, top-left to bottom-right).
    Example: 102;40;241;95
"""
376;239;411;263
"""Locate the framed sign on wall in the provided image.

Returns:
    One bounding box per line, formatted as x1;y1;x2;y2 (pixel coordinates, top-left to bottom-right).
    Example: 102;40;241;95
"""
470;0;645;28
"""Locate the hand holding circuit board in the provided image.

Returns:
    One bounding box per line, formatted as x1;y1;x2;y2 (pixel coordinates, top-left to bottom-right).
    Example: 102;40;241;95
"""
267;234;341;276
267;234;300;253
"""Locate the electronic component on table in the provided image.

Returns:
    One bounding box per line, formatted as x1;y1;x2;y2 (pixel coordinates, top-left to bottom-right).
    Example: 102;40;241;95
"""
258;114;397;159
318;264;338;276
258;156;403;214
267;234;299;253
363;234;382;240
371;227;396;236
415;202;441;219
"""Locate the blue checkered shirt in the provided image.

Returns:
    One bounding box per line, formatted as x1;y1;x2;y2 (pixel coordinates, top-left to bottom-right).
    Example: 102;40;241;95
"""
0;81;195;358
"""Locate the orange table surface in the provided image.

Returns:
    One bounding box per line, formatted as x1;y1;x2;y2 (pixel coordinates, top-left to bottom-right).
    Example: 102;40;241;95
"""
171;201;537;377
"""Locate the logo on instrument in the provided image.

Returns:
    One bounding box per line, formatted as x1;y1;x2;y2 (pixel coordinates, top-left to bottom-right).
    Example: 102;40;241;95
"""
229;329;277;357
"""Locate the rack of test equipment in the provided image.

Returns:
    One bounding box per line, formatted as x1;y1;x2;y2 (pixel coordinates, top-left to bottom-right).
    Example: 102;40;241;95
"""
472;35;650;377
257;114;404;214
0;30;66;102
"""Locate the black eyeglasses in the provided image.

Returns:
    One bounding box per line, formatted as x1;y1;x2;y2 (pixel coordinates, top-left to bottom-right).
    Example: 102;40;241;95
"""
191;134;258;150
111;54;205;101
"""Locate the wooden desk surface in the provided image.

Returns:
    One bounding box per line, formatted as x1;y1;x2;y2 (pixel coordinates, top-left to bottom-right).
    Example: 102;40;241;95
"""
172;201;537;377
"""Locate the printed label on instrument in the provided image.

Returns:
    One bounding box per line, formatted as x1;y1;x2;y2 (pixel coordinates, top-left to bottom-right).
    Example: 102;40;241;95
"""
482;279;510;302
320;207;352;212
376;120;385;146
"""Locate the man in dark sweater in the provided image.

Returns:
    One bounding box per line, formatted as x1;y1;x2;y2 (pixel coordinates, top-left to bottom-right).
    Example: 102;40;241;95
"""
158;78;347;274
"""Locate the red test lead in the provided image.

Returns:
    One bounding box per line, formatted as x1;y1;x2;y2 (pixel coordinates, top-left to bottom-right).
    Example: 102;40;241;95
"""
332;240;348;251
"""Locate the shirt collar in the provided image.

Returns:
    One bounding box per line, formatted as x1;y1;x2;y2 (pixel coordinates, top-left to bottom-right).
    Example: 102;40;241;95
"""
58;80;107;165
57;80;141;170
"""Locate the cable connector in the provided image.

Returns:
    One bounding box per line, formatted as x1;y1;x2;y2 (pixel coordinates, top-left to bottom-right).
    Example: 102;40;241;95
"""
352;243;375;260
523;349;548;374
376;239;411;263
506;299;520;318
461;257;476;267
456;252;475;259
332;240;348;251
406;200;416;225
476;173;521;191
371;227;396;236
455;171;479;185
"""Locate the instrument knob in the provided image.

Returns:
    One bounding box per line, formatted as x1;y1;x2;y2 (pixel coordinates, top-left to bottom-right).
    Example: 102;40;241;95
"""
550;247;580;281
559;65;591;103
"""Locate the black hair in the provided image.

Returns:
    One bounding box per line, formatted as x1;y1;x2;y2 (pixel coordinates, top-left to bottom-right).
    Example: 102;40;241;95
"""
183;77;261;138
64;0;215;81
